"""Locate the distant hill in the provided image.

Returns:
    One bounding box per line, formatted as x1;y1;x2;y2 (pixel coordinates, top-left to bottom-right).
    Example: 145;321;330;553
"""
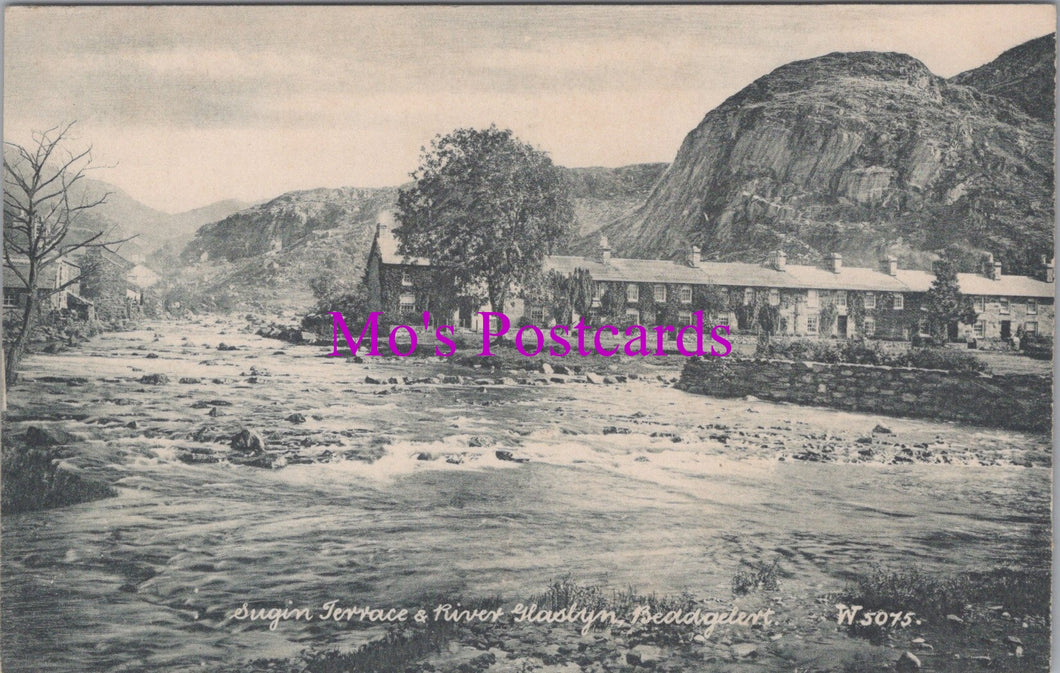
1;145;249;264
951;33;1055;122
168;164;666;310
589;41;1054;275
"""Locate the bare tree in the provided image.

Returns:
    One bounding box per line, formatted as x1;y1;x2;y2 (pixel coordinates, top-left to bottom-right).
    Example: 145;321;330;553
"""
3;122;127;386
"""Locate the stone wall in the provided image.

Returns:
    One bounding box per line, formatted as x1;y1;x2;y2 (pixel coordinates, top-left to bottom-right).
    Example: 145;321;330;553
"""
677;357;1051;432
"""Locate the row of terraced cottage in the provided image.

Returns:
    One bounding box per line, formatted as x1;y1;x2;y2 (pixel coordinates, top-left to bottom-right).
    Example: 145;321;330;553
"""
366;225;1054;344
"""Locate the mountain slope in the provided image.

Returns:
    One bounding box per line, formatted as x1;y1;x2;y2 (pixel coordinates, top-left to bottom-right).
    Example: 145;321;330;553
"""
951;33;1055;122
592;46;1054;275
168;164;665;310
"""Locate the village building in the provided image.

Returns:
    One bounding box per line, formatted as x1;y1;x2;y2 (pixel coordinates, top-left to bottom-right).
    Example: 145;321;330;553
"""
365;225;1054;343
2;256;94;320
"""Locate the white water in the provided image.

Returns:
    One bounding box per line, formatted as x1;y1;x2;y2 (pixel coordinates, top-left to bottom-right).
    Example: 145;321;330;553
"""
2;320;1050;672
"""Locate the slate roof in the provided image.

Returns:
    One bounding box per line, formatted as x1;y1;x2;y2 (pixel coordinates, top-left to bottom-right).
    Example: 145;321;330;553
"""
546;254;1053;298
376;226;430;266
374;226;1053;299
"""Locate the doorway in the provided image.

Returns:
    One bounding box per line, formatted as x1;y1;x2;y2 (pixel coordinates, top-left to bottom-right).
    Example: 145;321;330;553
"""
1000;320;1011;340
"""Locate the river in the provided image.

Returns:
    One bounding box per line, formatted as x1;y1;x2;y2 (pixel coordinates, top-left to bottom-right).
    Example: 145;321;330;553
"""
1;320;1050;672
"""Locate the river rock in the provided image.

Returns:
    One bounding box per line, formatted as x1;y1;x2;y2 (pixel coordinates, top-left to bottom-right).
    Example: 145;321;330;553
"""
873;424;894;434
179;377;201;384
230;429;265;454
217;342;239;351
584;372;602;384
139;373;169;385
468;435;496;448
731;643;758;659
24;426;77;447
495;450;528;463
207;407;224;417
286;413;307;424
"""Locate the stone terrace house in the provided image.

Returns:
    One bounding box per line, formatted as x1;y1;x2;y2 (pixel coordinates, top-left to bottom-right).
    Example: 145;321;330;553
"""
365;225;1054;342
2;256;94;320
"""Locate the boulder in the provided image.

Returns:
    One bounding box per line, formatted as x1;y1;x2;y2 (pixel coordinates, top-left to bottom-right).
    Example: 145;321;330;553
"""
230;429;265;454
286;413;307;424
139;373;169;385
468;435;496;448
24;426;76;447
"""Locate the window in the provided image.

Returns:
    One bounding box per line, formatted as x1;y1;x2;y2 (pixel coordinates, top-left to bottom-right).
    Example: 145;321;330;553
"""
401;270;412;287
806;315;819;335
806;289;819;308
399;293;416;314
768;289;780;306
679;285;693;304
594;283;606;299
624;308;640;323
2;292;16;309
1024;322;1038;335
835;291;847;308
973;320;985;338
529;306;546;323
863;316;875;336
973;296;985;312
626;284;639;303
743;288;754;305
892;293;904;310
729;289;742;306
653;285;666;302
1027;299;1037;315
678;310;693;326
863;292;876;309
999;297;1010;315
715;315;729;327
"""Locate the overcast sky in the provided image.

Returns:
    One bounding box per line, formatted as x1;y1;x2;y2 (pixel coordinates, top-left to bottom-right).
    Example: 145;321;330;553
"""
4;5;1054;213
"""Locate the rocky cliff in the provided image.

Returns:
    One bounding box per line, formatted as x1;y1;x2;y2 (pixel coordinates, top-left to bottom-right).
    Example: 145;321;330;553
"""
951;33;1055;122
592;45;1054;274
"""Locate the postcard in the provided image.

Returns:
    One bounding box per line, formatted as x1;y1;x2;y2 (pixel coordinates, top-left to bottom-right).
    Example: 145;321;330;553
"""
1;5;1054;672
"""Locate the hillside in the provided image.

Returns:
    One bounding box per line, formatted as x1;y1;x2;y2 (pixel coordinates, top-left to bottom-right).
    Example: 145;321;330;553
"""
168;164;664;310
951;33;1055;122
1;145;249;264
564;163;667;237
590;43;1054;275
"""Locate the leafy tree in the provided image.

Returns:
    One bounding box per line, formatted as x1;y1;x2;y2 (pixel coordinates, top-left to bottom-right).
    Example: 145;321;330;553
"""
924;251;978;342
394;125;574;318
3;123;126;386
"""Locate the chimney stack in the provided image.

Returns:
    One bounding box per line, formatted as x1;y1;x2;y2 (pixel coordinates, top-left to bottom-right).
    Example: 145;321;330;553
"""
982;253;1001;280
688;244;701;268
769;250;787;271
599;235;611;263
880;255;898;276
827;252;842;274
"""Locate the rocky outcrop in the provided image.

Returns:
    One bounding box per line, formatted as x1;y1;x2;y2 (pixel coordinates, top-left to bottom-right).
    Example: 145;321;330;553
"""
593;45;1054;275
951;33;1055;122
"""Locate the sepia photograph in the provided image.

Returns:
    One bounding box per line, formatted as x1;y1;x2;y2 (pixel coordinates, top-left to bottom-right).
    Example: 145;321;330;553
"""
1;5;1055;672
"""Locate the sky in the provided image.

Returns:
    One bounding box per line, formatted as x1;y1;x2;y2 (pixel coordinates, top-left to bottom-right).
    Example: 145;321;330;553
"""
4;5;1055;213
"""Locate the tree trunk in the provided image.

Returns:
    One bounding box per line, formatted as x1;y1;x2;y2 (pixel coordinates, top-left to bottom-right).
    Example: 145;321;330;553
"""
5;294;38;386
487;282;508;345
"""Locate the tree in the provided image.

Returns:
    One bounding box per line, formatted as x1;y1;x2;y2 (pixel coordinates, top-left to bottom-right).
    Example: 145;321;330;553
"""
923;251;978;343
394;126;574;320
3;123;125;385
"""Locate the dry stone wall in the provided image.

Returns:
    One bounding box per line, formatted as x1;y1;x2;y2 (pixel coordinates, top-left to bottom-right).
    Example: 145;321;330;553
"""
677;357;1051;432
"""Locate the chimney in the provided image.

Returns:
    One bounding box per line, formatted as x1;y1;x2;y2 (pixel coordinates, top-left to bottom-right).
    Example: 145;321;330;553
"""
769;250;787;271
981;253;1001;280
827;252;842;274
599;235;611;263
687;244;701;268
879;255;898;276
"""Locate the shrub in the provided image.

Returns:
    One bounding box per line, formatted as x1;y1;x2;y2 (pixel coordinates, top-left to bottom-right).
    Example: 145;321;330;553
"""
731;557;781;595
